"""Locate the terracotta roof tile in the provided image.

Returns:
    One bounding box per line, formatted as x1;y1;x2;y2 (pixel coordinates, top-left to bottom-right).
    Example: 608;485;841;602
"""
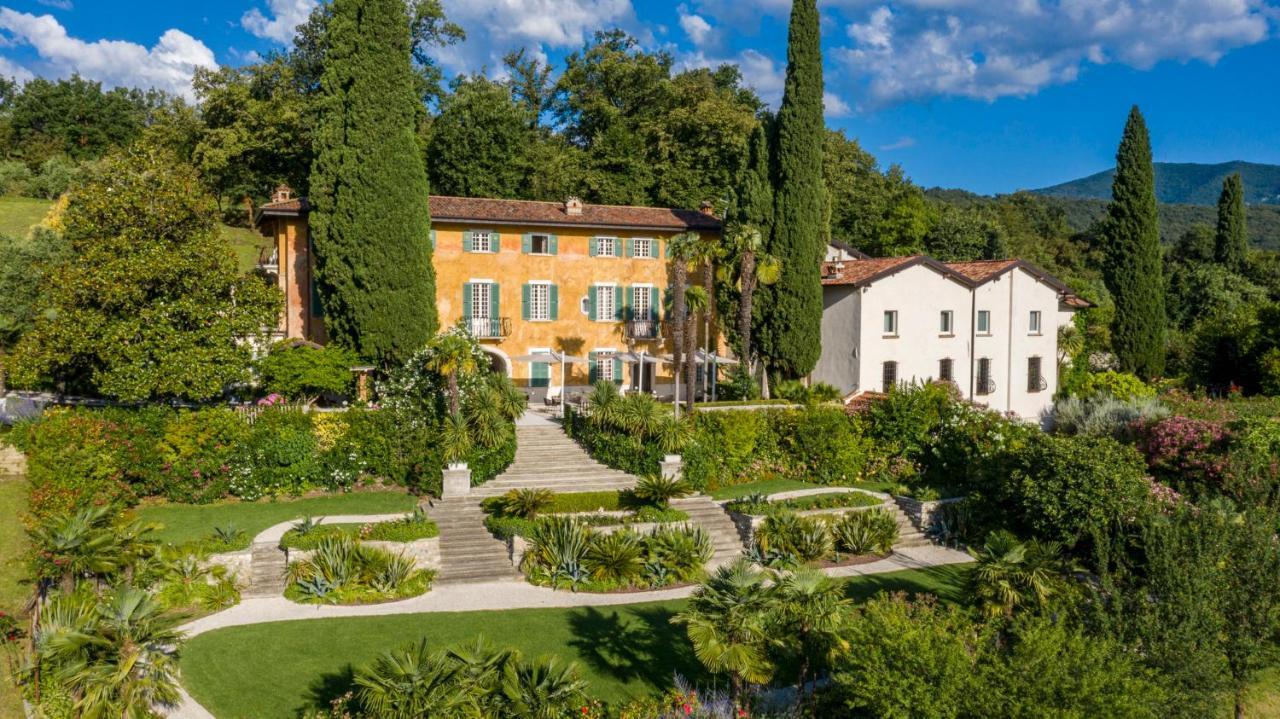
944;259;1020;283
821;256;923;286
258;197;307;213
428;196;720;231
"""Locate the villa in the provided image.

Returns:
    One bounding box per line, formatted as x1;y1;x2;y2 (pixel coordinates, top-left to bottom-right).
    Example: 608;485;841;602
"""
256;187;721;399
813;254;1091;420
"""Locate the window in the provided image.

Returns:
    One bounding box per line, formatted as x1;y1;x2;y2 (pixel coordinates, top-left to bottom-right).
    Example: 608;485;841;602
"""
940;310;954;335
1029;310;1042;334
530;234;551;254
939;358;953;382
883;310;898;336
529;283;550;321
529;347;551;388
465;281;501;337
977;310;991;334
596;351;616;382
594;236;617;257
882;361;898;391
471;230;492;253
471;282;491;319
632;237;654;258
594;284;615;322
977;357;993;395
1027;356;1044;392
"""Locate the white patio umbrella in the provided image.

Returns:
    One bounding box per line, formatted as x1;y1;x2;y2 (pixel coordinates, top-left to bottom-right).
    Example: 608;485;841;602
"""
510;350;587;417
696;350;739;402
614;351;670;394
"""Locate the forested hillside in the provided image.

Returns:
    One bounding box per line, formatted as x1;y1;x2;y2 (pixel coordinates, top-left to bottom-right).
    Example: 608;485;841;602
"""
1034;160;1280;205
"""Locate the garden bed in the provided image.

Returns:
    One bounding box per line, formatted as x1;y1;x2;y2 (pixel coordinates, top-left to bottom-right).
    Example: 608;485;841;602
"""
724;487;884;517
278;513;439;550
283;570;434;605
482;490;689;541
517;517;712;594
284;535;436;605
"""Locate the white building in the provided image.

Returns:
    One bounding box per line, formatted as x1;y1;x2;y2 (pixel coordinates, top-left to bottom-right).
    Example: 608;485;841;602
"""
812;255;1091;421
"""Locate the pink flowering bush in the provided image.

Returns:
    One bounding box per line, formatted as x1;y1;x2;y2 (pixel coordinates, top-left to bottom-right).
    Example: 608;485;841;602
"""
1136;417;1230;497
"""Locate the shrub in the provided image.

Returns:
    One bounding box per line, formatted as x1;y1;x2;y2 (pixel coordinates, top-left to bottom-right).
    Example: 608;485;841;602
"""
863;381;957;459
632;473;693;507
584;529;644;584
233;408;321;499
727;490;882;517
1135;416;1230;499
756;513;831;563
776;379;841;404
286;534;432;604
255;340;358;400
1052;395;1168;439
564;406;665;477
1077;371;1155;401
0;160;33;196
497;488;555;519
831;509;899;555
774;406;869;484
644;525;712;582
155;409;250;503
522;516;594;589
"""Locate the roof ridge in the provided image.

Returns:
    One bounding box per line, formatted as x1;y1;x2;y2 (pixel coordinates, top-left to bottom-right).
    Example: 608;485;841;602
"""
429;194;705;214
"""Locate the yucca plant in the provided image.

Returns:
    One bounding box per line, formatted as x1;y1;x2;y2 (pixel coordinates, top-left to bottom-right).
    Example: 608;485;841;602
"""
500;488;555;519
212;525;244;545
440;412;474;465
524;516;594;575
615;393;667;436
756;513;831;563
831;509;900;555
586;380;622;426
633;473;694;507
369;551;417;593
292;516;324;536
655;415;694;453
584;530;644;585
648;526;714;581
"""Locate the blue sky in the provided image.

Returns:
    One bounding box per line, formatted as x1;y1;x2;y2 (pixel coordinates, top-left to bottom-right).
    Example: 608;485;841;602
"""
2;0;1279;195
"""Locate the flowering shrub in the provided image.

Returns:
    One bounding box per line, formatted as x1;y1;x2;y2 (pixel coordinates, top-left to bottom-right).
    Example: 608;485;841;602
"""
155;408;249;503
1135;416;1230;497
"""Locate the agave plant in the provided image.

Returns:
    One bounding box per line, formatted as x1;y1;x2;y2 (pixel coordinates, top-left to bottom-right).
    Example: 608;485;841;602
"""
756;513;831;563
524;516;594;575
368;551;417;593
500;488;555;519
831;509;900;555
584;530;644;585
296;576;339;603
633;473;694;507
647;526;713;581
291;516;324;536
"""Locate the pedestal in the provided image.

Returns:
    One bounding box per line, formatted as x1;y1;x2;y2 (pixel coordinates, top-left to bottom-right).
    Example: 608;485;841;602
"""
442;463;471;499
660;454;683;481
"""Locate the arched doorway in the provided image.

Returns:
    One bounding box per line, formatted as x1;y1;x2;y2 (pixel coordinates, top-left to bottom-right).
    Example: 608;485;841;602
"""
480;347;511;377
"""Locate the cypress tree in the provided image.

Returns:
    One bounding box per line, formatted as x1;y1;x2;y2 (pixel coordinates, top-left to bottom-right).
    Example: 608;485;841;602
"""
309;0;437;365
1102;106;1165;379
758;0;825;379
1214;172;1248;271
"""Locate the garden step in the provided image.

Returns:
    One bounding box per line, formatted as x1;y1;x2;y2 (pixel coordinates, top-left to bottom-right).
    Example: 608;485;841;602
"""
244;543;288;597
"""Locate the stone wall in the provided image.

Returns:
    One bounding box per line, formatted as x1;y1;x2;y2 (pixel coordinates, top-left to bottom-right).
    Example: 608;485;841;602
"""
0;444;25;475
205;550;253;588
893;496;963;534
285;537;441;571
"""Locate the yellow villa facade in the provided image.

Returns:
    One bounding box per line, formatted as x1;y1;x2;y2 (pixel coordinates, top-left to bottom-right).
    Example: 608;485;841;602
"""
255;189;722;397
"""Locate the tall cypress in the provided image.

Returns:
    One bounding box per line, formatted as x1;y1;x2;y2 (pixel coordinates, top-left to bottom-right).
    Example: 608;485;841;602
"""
758;0;825;379
1102;106;1165;379
1214;172;1248;271
309;0;437;365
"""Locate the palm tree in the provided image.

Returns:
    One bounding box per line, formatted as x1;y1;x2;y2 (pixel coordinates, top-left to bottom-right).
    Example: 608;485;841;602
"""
969;530;1071;618
38;586;184;718
666;231;701;415
500;655;588;718
720;224;780;387
770;569;851;700
354;638;480;719
683;285;709;409
427;331;479;415
28;505;144;593
684;233;723;397
672;559;775;704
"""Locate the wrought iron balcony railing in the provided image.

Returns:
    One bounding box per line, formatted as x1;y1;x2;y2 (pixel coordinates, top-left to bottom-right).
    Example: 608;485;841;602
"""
464;316;512;339
1028;375;1049;393
625;319;662;340
976;377;997;396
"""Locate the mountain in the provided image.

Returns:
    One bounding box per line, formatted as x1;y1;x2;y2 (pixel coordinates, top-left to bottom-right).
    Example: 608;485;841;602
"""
1034;161;1280;205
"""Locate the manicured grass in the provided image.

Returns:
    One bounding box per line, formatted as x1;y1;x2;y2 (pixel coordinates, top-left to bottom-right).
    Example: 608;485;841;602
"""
0;196;50;238
180;564;971;718
0;476;29;719
708;479;826;501
136;491;420;547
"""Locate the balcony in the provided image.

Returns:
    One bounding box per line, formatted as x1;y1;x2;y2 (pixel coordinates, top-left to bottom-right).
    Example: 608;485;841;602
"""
464;316;511;339
625;319;662;340
258;247;279;274
976;377;997;396
1027;375;1049;393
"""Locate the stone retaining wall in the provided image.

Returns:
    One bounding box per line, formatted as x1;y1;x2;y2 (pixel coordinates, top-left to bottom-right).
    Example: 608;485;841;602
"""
893;496;963;534
205;550;253;588
727;502;893;547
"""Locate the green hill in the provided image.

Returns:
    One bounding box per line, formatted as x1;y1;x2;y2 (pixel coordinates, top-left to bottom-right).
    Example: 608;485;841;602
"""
1034;161;1280;205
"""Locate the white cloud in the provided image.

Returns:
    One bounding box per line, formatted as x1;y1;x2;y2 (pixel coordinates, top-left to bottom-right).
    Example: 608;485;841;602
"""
36;0;72;10
679;47;785;106
835;0;1275;106
678;7;713;46
241;0;317;44
824;90;852;117
0;54;33;82
880;136;916;151
0;8;216;98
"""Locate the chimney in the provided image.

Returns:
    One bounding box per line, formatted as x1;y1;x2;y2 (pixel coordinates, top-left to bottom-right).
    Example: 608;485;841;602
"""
699;200;715;216
272;184;293;203
565;196;583;216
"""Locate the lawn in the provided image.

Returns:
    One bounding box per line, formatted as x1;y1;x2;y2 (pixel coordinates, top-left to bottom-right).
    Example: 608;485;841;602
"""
0;476;30;719
180;564;972;719
0;196;51;238
136;491;420;547
708;479;826;500
220;223;271;273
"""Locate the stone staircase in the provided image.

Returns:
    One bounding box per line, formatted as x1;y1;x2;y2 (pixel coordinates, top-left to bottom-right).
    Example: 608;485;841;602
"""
474;426;638;498
671;496;745;568
884;502;932;549
244;543;288;597
426;498;521;585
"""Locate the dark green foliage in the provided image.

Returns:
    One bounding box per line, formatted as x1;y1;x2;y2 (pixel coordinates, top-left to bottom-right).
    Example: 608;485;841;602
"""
256;341;358;399
0;227;70;352
4;75;147;163
427;76;534;198
563;406;666;477
1038;195;1280;252
1215;173;1249;271
772;406;869;484
1101;107;1166;379
9;147;279;400
308;0;437;365
759;0;825;379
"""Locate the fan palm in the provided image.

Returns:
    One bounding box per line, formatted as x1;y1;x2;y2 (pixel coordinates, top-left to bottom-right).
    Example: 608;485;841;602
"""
29;505;133;592
719;224;780;388
666;231;701;415
969;530;1071;618
500;655;588;719
39;586;184;718
771;569;852;699
427;331;479;415
500;488;554;520
355;638;480;719
672;559;775;703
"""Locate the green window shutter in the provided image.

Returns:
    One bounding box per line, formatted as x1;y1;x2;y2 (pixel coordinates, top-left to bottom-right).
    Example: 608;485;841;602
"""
463;231;473;252
664;239;672;258
629;285;638;321
521;233;532;254
491;232;501;253
653;240;661;259
549;285;559;320
614;285;624;321
462;282;472;318
549;234;558;255
649;287;659;321
588;352;599;384
490;282;500;319
623;238;633;258
614;357;623;385
430;229;437;249
531;362;550;388
588;285;598;322
521;284;531;320
589;237;598;257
